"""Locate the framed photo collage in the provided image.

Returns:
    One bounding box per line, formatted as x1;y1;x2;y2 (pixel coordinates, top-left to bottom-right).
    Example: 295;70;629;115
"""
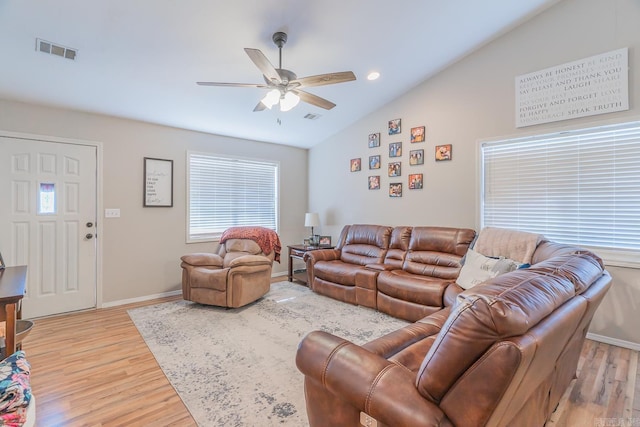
351;118;452;197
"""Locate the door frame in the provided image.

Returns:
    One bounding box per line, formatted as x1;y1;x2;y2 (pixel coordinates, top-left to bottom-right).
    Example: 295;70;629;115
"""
0;129;104;310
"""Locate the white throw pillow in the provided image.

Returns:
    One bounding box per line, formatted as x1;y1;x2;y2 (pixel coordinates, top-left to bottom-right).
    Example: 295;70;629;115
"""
456;248;522;290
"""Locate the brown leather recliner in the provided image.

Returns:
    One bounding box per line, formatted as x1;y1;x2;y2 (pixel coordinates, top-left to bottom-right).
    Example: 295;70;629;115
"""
180;238;275;308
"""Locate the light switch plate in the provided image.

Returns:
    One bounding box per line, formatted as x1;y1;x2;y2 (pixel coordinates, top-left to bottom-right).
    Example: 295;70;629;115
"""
105;208;120;218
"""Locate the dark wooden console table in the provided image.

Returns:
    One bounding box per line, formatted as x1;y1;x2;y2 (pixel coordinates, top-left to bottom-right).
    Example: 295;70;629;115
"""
288;245;334;285
0;266;27;357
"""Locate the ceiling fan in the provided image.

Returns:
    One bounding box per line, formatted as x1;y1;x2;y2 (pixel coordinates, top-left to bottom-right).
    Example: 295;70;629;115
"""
197;32;356;112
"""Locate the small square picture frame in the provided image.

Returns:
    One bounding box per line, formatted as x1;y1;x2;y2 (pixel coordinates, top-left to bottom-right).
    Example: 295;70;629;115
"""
350;158;362;172
435;144;452;161
410;149;424;165
388;162;401;177
318;236;332;247
389;183;403;197
368;132;380;148
409;173;423;189
410;126;426;143
369;155;381;169
368;175;381;190
389;142;402;158
388;118;401;135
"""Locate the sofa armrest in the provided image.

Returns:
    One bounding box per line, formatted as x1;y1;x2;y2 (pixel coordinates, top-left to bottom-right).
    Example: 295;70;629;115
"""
296;330;449;427
443;282;463;307
180;253;224;267
303;248;341;263
365;263;399;271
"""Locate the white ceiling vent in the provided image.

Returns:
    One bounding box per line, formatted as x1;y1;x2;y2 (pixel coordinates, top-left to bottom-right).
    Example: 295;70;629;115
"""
36;38;77;61
304;113;321;120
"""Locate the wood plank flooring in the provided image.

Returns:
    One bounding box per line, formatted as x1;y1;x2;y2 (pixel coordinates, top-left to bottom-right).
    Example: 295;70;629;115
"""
20;286;640;426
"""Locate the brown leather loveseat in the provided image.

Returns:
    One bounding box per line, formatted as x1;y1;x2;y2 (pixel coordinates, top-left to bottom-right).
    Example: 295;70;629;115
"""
304;224;476;321
296;240;611;426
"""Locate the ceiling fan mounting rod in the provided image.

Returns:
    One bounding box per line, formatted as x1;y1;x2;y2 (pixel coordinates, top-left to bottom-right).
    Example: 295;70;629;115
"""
272;31;287;69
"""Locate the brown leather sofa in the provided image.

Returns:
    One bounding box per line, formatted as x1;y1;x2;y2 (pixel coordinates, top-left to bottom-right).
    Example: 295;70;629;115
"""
296;241;611;426
304;224;476;321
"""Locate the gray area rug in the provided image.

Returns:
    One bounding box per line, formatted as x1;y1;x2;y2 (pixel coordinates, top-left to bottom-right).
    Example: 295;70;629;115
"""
128;281;409;426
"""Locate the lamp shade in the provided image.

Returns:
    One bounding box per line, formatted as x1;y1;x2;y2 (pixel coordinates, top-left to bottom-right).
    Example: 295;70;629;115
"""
304;212;320;227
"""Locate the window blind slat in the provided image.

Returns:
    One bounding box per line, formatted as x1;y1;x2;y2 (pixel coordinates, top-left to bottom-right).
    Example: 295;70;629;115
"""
481;120;640;264
187;152;279;241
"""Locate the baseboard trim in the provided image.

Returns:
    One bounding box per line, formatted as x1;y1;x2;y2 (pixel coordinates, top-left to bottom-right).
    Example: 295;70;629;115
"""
102;272;288;309
586;332;640;351
101;289;182;308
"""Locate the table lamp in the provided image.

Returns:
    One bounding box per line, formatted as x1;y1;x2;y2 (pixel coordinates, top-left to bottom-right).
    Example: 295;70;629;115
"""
304;212;320;245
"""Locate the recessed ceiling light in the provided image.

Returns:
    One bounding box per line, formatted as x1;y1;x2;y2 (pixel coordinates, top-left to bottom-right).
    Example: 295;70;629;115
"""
367;71;380;81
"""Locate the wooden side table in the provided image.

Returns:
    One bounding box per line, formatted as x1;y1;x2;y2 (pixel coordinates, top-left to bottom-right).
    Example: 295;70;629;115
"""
287;245;333;285
0;265;27;358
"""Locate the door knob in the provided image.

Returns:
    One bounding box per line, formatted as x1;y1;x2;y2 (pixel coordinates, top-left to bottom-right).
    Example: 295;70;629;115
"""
86;222;94;228
85;233;94;239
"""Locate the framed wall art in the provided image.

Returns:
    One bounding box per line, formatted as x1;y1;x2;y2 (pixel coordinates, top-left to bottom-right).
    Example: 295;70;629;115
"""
388;162;401;177
389;142;402;158
368;176;381;190
0;251;5;270
144;157;173;207
409;173;423;189
350;158;362;172
388;118;401;135
435;144;452;161
369;155;381;169
410;149;424;165
410;126;425;143
368;132;380;148
389;183;402;197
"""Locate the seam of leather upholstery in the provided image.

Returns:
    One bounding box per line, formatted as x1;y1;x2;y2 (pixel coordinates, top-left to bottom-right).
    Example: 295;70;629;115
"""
364;363;396;413
321;341;349;387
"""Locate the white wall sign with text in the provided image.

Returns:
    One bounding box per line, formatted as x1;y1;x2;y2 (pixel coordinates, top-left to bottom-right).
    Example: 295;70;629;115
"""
516;47;629;128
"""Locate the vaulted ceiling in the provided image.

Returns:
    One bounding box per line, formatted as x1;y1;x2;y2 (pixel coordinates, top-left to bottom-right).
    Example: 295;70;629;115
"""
0;0;559;148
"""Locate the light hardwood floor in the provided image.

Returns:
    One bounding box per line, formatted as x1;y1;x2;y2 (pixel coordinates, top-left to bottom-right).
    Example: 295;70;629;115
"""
21;286;640;426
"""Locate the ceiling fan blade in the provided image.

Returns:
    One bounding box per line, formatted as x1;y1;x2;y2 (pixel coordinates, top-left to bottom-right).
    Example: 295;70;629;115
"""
244;48;282;84
196;82;271;88
291;71;356;89
294;90;336;110
253;101;267;112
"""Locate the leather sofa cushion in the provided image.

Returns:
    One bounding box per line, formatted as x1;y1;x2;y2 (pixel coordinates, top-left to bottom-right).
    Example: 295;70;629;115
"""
223;238;262;254
377;270;448;307
403;227;476;280
409;227;476;257
339;225;392;266
383;226;412;269
529;251;604;294
314;260;364;287
416;268;577;403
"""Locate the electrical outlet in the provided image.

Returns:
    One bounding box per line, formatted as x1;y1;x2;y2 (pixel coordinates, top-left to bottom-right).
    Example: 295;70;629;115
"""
105;208;120;218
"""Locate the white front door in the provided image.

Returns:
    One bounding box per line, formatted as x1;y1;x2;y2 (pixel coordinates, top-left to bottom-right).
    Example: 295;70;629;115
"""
0;135;97;318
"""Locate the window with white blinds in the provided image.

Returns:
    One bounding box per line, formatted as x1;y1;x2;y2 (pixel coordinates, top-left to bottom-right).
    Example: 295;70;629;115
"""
481;120;640;267
187;152;279;242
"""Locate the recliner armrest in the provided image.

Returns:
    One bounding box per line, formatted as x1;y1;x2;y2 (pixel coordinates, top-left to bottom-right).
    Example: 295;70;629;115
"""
296;330;449;427
180;253;224;267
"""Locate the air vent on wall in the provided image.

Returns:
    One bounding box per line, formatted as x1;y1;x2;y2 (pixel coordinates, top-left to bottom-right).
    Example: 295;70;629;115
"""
304;113;321;120
36;38;77;60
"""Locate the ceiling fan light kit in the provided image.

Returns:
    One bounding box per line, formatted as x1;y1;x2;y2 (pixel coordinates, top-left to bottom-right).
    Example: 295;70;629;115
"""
197;32;356;112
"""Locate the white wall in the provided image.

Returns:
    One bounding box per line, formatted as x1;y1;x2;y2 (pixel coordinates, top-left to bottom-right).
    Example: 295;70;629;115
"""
0;100;308;303
309;0;640;347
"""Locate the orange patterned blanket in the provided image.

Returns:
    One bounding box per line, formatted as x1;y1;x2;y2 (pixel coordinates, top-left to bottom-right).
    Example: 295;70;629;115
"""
220;226;282;263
